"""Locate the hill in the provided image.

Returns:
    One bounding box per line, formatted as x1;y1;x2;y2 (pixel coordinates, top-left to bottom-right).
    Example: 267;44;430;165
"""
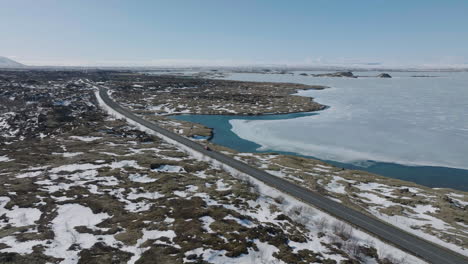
0;56;25;68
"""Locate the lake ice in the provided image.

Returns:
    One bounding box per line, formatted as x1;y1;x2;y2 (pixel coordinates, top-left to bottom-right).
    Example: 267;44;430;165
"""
225;71;468;170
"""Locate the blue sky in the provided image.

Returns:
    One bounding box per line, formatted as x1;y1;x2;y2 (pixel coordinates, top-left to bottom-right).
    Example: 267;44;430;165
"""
1;0;467;66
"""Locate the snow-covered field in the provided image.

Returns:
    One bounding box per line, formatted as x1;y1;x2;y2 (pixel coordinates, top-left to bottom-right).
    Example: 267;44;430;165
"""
2;119;423;263
232;153;468;256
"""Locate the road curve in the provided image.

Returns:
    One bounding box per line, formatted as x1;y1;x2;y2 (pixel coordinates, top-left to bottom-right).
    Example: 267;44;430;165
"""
98;87;467;264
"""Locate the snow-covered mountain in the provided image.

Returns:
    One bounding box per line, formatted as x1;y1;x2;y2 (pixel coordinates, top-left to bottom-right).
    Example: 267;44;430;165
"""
0;56;24;68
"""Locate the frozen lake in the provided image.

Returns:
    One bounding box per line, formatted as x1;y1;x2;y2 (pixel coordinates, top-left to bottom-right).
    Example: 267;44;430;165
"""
172;71;468;190
225;71;468;169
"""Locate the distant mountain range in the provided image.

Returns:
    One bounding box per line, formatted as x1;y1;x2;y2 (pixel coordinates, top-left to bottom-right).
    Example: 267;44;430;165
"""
0;56;25;68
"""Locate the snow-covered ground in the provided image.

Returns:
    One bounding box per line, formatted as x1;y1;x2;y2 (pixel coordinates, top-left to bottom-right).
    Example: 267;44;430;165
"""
233;153;468;256
0;155;12;162
69;136;102;142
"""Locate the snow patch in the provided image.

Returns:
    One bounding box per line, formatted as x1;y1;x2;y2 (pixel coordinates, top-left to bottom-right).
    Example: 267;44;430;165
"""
45;204;110;263
0;155;12;162
152;165;185;173
69;136;102;142
129;173;157;183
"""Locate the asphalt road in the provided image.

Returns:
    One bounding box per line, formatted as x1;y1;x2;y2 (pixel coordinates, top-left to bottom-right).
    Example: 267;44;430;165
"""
98;87;467;264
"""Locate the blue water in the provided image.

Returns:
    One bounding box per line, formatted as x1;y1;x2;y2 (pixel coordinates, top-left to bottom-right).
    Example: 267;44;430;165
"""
173;112;317;150
171;113;468;191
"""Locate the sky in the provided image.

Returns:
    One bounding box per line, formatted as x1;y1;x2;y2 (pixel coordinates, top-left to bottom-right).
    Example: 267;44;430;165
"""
1;0;468;67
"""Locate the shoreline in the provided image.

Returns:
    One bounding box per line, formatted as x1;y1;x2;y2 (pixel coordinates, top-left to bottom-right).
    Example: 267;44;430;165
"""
170;112;468;192
163;105;330;117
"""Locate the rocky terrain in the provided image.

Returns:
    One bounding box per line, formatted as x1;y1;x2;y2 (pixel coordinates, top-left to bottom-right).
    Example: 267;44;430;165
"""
310;72;357;78
0;70;424;263
107;74;327;116
297;72;392;78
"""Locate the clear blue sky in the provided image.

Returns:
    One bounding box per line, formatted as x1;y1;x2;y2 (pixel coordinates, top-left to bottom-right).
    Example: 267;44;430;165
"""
1;0;467;66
